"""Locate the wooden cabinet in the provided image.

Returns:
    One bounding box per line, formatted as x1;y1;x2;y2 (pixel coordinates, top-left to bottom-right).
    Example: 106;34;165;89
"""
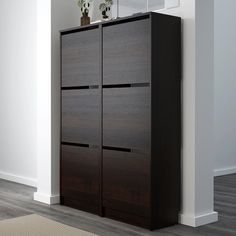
61;28;100;87
103;87;150;151
103;150;150;218
62;89;100;145
60;12;181;230
103;19;151;85
61;145;100;214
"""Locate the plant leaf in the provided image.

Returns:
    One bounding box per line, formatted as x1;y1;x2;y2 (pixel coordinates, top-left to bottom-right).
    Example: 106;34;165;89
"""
99;3;106;11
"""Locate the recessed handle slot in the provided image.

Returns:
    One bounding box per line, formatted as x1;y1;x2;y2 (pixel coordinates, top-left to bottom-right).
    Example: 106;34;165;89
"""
103;83;150;89
61;85;99;90
103;146;132;153
61;142;101;149
62;142;90;148
103;84;131;89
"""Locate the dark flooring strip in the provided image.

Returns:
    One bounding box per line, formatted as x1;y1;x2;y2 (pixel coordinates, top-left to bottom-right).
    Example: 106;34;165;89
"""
0;174;236;236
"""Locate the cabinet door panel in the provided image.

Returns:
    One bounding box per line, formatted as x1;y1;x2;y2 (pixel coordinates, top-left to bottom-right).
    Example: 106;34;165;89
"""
103;150;150;217
103;19;151;85
62;28;100;87
103;87;150;151
61;145;100;213
62;89;100;145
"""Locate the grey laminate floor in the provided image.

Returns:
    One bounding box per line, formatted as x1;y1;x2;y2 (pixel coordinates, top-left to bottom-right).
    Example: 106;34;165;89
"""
0;174;235;236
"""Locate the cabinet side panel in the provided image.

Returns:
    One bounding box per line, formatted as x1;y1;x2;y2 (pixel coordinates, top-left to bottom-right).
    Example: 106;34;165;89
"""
151;13;181;229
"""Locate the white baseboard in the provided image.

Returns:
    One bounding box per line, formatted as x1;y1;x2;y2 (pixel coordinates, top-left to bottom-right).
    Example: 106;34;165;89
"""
179;211;218;227
0;171;37;187
34;192;60;205
214;166;236;177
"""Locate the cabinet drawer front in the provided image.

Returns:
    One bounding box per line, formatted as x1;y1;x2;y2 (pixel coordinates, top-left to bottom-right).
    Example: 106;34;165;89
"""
103;87;151;151
62;89;100;145
103;150;150;217
61;145;100;209
103;19;151;85
62;28;100;87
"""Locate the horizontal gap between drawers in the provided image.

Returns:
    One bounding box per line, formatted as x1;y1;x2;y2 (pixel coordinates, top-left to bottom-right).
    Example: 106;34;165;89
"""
62;142;100;150
103;146;132;153
62;143;148;154
61;85;99;90
61;83;149;90
62;142;90;148
103;83;150;89
103;146;149;155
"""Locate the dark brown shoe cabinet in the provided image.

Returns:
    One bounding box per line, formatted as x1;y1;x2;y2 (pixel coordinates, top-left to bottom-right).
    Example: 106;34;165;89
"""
60;12;181;230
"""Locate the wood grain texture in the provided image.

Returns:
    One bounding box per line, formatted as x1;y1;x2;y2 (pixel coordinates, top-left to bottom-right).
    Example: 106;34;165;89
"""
61;145;100;214
60;12;181;230
103;19;151;85
103;87;151;151
62;28;100;87
103;150;150;218
61;89;100;145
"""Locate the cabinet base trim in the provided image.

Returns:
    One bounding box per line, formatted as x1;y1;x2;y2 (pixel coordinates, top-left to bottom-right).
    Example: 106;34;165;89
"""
34;192;60;205
179;211;218;227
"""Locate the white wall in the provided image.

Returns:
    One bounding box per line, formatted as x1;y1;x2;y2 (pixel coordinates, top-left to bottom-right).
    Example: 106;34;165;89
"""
51;0;79;198
214;0;236;177
34;0;79;204
34;0;53;203
0;0;37;187
157;0;217;227
195;0;215;223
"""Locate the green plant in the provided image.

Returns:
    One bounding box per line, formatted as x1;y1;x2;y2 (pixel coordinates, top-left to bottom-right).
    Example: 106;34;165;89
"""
106;0;113;5
77;0;92;16
99;0;113;19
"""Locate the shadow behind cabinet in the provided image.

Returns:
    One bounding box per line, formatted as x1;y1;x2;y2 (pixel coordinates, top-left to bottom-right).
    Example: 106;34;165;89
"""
60;12;181;230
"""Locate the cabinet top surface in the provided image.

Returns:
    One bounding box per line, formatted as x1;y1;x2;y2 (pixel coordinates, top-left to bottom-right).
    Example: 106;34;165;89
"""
60;12;180;35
